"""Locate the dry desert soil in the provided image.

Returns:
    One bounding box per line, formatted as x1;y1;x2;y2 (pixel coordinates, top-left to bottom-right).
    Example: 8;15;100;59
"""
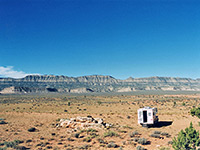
0;93;200;150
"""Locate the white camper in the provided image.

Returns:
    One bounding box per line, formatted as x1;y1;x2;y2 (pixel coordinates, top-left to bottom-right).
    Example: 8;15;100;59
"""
138;107;158;127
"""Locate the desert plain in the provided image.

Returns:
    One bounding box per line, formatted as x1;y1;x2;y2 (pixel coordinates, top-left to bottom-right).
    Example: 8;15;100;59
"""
0;92;200;150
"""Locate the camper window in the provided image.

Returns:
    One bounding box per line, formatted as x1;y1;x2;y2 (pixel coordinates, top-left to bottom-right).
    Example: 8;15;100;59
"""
148;112;151;116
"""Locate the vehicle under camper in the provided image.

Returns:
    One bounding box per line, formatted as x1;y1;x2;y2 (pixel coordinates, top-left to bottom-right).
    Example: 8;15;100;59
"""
138;107;159;127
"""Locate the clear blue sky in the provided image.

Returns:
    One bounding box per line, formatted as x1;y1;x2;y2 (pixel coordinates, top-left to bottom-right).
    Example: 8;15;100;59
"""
0;0;200;79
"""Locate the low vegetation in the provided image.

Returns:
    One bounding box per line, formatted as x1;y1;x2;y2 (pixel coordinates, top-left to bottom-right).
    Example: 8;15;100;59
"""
190;107;200;119
1;93;200;149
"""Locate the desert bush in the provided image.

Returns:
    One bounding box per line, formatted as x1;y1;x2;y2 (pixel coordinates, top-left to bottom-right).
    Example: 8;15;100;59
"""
0;120;7;125
104;131;118;137
190;107;200;118
4;141;16;148
74;133;80;138
86;128;98;133
129;131;139;137
133;137;139;142
172;122;200;150
83;136;92;142
0;143;4;146
67;138;74;141
150;134;161;139
159;147;170;150
97;138;106;144
119;147;123;150
136;145;145;150
107;142;118;148
78;144;90;149
137;138;148;145
97;101;102;105
161;132;169;136
173;101;176;107
168;141;173;145
89;132;98;138
122;125;133;129
153;131;161;134
1;140;25;150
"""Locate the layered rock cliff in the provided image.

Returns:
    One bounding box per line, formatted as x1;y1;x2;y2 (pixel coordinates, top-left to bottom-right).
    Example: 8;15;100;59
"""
0;75;200;94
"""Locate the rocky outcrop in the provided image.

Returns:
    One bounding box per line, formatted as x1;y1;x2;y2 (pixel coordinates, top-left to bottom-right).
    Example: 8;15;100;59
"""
70;88;94;93
0;86;16;94
58;116;112;130
117;87;135;92
0;75;200;94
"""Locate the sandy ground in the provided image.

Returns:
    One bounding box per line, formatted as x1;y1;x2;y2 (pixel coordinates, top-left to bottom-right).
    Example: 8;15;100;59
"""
0;94;200;150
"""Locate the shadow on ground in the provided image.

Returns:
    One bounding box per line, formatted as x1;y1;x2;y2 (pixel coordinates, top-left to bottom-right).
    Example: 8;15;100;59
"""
153;121;173;128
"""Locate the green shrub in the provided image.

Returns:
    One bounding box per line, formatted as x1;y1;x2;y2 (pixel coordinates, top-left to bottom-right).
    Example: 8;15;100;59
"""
190;107;200;118
103;131;118;137
86;128;98;133
97;101;102;105
172;122;200;150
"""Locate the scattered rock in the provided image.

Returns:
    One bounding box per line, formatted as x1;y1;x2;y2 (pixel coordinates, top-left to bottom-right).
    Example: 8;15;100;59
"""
58;116;111;130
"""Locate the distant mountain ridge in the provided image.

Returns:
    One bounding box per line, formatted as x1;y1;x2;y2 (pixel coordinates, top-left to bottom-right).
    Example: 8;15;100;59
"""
0;75;200;94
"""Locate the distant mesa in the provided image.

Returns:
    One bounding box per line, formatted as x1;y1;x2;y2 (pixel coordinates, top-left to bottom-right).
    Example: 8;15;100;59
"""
0;75;200;94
